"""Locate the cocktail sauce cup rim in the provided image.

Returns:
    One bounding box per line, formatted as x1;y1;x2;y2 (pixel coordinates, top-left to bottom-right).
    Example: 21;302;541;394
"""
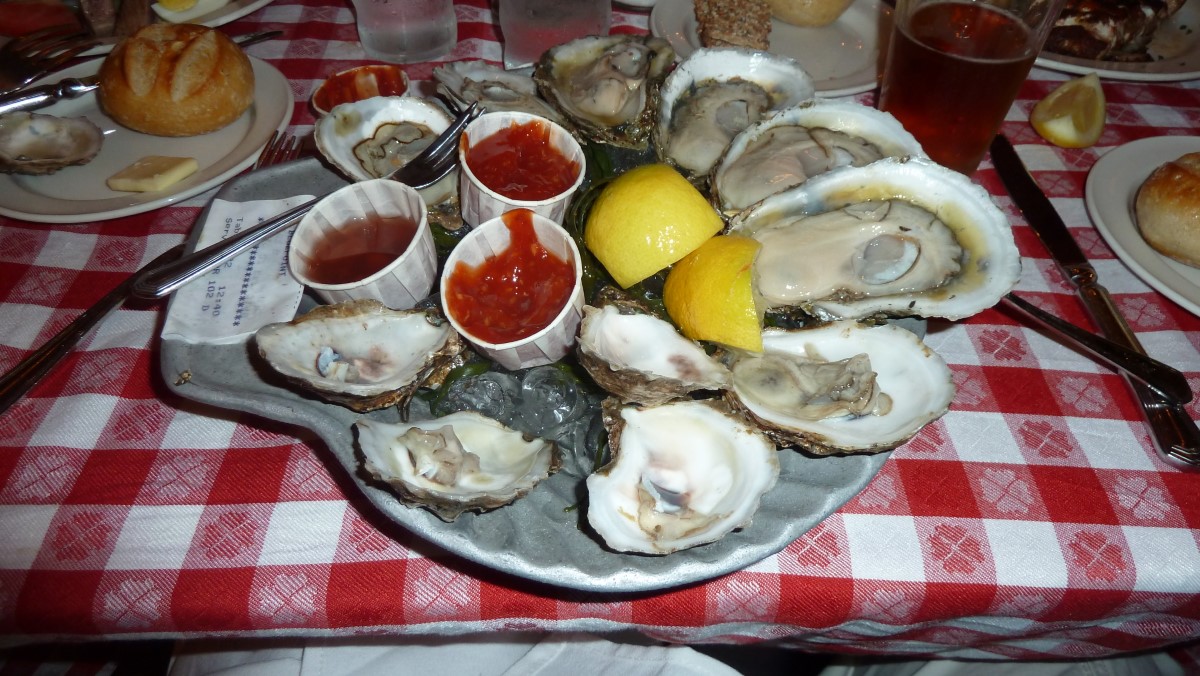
310;63;411;117
289;179;431;292
439;208;584;350
457;110;586;209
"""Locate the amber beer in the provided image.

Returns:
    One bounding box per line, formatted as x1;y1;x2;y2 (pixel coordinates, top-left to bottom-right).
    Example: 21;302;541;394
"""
878;1;1040;174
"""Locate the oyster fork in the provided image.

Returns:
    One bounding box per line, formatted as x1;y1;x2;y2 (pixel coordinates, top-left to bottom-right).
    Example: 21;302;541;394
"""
0;135;306;416
0;26;99;95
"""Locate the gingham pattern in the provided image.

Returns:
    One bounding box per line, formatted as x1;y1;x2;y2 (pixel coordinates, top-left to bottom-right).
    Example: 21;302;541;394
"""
2;0;1199;660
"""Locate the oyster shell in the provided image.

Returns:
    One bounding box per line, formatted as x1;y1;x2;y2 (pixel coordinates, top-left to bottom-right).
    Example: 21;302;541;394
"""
433;60;566;126
712;100;926;212
576;299;731;406
534;35;675;148
314;96;456;206
0;112;102;175
254;299;466;412
731;157;1021;321
726;322;955;455
586;398;779;555
356;411;561;522
653;48;815;179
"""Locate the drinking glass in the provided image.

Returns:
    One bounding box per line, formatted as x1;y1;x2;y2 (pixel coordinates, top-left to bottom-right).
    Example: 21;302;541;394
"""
350;0;456;64
877;0;1068;174
498;0;611;69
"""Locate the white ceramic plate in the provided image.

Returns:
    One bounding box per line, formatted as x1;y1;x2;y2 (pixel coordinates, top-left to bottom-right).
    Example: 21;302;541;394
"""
1085;136;1200;317
82;0;278;55
0;57;292;224
1036;0;1200;81
649;0;891;97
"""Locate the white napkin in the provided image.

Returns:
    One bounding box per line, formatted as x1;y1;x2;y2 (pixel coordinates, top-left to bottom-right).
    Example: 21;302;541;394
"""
162;196;314;345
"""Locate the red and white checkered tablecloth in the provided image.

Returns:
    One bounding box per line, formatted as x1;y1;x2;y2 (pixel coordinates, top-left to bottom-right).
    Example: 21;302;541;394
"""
2;0;1200;661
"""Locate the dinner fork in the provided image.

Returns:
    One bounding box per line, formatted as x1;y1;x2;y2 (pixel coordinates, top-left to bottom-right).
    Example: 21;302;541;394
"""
0;26;99;95
130;101;483;300
0;137;308;416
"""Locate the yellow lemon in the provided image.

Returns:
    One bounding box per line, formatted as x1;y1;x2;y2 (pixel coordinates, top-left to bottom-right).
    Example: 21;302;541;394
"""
584;163;724;288
663;234;763;353
1031;73;1106;148
157;0;199;10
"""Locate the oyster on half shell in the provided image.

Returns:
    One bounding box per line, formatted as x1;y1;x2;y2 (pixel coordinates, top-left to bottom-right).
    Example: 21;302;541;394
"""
0;112;102;175
731;157;1022;321
433;60;566;126
534;35;675;148
356;411;561;522
726;322;955;455
254;299;466;412
586;398;780;555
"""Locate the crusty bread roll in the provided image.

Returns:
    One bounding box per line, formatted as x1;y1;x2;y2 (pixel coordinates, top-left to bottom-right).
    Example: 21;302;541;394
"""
1135;152;1200;268
98;24;254;137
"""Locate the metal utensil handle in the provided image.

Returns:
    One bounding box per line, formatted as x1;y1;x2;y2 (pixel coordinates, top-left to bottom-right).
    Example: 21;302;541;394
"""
1002;293;1193;405
0;244;185;416
0;76;96;114
131;196;321;299
1074;276;1200;467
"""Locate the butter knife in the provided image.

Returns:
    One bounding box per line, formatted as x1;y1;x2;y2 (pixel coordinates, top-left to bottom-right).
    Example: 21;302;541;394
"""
990;134;1200;470
0;30;281;115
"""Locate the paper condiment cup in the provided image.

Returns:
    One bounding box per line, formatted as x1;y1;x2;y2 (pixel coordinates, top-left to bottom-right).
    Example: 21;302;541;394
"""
288;178;436;309
310;64;410;117
457;110;586;227
440;209;585;370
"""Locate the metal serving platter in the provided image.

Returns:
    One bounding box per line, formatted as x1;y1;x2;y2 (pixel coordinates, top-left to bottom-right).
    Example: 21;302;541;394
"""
159;157;890;593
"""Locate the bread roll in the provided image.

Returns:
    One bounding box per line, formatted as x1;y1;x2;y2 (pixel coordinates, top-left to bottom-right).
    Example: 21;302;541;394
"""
98;24;254;137
767;0;854;27
1134;152;1200;268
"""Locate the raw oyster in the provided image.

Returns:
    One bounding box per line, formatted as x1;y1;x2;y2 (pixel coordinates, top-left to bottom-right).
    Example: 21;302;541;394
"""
534;34;675;148
730;157;1021;321
586;398;779;555
653;48;815;179
254;299;466;412
433;60;565;126
0;112;102;175
356;411;561;522
576;300;731;406
712;100;925;212
726;322;955;455
314;96;456;206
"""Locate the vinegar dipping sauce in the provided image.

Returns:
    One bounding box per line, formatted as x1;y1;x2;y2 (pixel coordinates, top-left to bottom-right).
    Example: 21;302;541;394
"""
463;119;582;202
444;209;576;345
302;213;419;285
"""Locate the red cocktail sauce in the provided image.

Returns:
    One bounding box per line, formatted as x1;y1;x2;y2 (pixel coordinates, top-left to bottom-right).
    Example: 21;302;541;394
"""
444;210;575;344
463;120;581;201
303;213;418;285
312;65;409;114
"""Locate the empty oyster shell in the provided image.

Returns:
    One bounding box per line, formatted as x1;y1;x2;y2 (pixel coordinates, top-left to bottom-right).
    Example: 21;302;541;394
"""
433;60;566;126
653;47;815;179
0;112;102;175
356;411;561;522
586;398;779;555
726;322;955;455
533;34;675;148
254;299;466;412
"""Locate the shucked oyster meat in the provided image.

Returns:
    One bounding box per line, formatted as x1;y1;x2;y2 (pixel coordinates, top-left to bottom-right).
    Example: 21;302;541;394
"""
356;411;561;522
534;34;675;148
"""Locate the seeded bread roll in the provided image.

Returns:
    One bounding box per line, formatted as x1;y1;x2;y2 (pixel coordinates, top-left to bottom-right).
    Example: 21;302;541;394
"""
98;23;254;137
1134;152;1200;268
695;0;772;50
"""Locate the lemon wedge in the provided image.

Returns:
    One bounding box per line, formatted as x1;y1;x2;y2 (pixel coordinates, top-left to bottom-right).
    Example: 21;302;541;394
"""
584;164;724;289
1030;73;1106;148
663;234;763;353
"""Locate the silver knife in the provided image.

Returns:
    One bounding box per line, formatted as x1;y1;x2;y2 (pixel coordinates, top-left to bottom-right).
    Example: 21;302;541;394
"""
0;30;282;115
990;134;1200;470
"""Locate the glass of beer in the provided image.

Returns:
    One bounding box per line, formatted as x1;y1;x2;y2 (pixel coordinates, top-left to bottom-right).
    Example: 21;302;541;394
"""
877;0;1068;174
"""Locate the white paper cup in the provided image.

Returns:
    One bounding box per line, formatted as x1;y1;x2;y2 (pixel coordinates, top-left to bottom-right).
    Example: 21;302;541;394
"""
289;178;436;309
457;111;586;227
440;209;585;370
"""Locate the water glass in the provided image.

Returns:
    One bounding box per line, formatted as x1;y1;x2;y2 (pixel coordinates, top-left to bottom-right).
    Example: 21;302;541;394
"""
498;0;611;69
349;0;456;64
877;0;1068;174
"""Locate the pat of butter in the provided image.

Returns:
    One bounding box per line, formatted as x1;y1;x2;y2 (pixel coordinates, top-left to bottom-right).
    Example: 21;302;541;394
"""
151;0;230;23
107;156;200;192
